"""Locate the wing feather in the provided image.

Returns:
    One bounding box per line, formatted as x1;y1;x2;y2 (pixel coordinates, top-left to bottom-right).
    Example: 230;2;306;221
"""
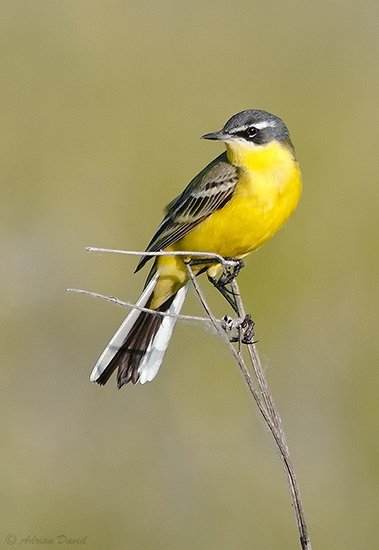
136;152;238;272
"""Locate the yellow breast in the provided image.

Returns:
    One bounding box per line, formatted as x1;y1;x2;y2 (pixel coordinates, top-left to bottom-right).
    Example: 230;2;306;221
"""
176;140;302;258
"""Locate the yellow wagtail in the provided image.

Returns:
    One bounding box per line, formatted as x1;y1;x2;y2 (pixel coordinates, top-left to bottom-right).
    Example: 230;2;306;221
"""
90;109;302;388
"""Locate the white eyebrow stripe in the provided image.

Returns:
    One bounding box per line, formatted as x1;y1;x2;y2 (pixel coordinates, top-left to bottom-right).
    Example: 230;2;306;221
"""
253;120;276;130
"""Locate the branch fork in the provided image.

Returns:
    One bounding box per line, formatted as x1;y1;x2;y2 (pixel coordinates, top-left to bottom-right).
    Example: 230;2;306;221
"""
69;247;311;550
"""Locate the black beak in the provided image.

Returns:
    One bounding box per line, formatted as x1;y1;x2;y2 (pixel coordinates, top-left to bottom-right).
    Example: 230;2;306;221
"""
201;130;226;141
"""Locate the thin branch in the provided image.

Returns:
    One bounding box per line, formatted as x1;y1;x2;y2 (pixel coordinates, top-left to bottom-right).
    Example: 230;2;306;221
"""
184;262;272;422
85;246;238;269
185;262;312;550
78;246;311;550
229;279;284;433
66;287;214;325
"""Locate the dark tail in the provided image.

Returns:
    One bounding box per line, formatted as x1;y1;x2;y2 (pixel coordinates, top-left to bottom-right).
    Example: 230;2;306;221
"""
90;273;189;388
97;295;173;388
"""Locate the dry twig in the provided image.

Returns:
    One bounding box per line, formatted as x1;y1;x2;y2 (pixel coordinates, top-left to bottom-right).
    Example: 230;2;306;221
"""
71;247;311;550
185;262;311;550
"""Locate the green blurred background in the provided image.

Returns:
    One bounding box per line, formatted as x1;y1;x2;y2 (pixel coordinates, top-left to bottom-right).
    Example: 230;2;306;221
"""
2;1;379;548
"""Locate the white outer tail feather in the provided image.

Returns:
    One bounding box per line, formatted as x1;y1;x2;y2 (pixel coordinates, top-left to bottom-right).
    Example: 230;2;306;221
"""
138;284;188;383
90;273;189;384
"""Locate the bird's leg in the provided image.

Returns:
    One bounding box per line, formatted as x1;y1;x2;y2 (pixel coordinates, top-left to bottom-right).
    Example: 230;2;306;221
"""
207;275;239;313
186;257;254;343
186;258;216;268
207;274;243;312
186;257;244;283
218;258;244;286
207;258;244;313
187;257;244;314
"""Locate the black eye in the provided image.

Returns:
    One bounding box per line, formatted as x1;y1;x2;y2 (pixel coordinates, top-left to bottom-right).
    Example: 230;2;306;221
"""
245;126;258;139
233;126;259;141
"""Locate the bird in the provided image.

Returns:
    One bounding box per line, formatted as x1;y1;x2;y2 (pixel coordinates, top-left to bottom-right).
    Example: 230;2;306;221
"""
90;109;302;388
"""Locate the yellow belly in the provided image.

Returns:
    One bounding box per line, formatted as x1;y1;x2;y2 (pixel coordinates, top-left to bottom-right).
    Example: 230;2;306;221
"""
151;142;302;308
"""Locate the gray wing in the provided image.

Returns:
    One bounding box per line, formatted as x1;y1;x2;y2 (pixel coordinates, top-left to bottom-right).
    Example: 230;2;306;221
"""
135;152;239;272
